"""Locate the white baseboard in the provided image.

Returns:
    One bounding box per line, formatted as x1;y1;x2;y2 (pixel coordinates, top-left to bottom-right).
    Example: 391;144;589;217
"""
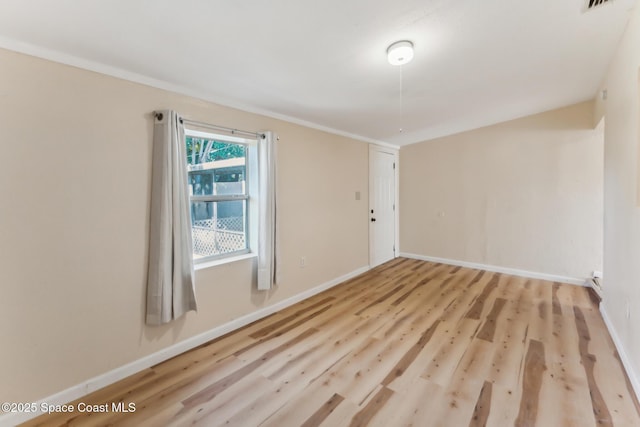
599;304;640;404
0;265;370;427
399;252;586;286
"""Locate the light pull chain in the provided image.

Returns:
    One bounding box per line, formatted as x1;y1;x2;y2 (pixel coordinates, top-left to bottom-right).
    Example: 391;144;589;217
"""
399;66;404;133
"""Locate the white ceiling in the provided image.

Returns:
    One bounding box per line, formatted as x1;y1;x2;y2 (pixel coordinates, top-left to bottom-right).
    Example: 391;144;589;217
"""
0;0;636;146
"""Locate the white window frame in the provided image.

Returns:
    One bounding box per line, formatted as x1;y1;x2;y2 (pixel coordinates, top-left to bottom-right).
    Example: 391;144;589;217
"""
185;128;259;265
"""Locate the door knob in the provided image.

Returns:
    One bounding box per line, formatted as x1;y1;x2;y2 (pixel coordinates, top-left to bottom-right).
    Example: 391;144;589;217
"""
371;218;376;222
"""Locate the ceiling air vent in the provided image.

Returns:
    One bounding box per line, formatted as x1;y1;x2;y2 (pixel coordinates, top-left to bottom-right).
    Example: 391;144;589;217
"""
587;0;609;9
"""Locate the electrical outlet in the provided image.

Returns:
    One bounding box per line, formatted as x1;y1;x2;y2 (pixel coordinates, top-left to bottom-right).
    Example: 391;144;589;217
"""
300;256;306;268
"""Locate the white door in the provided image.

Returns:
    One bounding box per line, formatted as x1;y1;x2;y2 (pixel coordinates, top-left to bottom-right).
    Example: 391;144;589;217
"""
370;148;397;267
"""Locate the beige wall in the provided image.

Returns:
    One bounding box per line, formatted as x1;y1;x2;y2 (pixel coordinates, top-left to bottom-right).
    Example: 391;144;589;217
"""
595;2;640;387
400;101;603;279
0;49;369;402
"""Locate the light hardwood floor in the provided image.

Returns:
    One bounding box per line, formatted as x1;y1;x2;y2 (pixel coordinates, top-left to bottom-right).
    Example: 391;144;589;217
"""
21;258;640;426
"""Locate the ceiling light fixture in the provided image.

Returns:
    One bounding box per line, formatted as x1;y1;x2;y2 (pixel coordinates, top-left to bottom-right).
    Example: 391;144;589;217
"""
387;40;414;66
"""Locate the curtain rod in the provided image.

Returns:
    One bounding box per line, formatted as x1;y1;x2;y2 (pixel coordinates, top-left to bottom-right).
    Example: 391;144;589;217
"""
154;112;265;139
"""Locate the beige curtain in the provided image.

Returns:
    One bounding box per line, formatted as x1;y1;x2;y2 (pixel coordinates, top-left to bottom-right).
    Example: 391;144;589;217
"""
257;131;278;290
146;110;197;325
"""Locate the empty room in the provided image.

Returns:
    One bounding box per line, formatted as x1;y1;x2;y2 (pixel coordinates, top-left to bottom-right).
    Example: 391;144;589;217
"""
1;1;640;426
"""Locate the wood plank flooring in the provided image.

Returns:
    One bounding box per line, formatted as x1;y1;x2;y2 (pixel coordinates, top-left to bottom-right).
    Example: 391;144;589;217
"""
21;258;640;426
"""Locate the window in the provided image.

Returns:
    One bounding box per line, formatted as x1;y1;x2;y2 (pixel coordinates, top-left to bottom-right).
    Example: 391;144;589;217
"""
185;128;258;262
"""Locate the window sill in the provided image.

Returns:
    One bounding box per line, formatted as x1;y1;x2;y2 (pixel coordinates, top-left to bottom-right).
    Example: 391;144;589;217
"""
194;252;257;271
